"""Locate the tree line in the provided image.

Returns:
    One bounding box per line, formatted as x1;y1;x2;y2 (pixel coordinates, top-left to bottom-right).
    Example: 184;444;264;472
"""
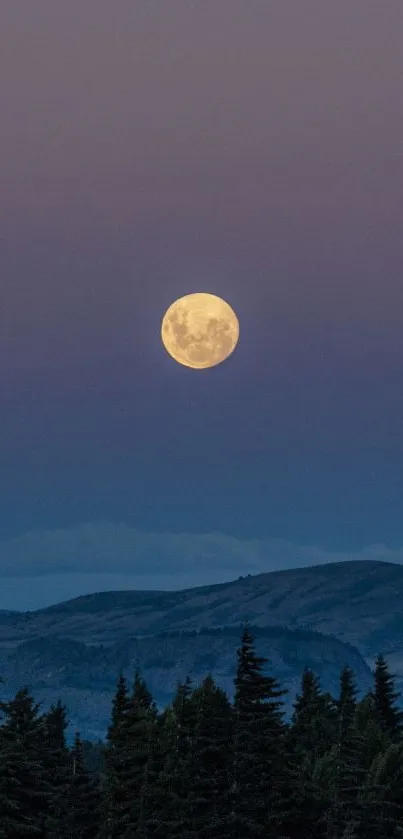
1;624;403;838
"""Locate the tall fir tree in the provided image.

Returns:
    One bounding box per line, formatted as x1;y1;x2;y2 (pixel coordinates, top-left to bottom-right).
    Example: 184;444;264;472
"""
97;673;133;839
290;668;338;758
151;676;197;839
231;624;287;839
41;698;72;838
120;670;158;839
138;704;182;839
66;731;101;839
0;687;49;838
134;710;165;839
99;670;158;839
183;674;233;839
282;668;336;839
372;655;403;741
323;667;366;839
354;693;390;770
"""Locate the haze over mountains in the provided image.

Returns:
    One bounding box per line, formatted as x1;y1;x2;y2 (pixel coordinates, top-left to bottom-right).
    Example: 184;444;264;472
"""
1;558;403;741
2;521;403;611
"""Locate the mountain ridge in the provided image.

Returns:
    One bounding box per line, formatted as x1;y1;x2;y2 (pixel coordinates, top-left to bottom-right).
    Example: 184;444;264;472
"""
1;559;403;742
20;558;402;615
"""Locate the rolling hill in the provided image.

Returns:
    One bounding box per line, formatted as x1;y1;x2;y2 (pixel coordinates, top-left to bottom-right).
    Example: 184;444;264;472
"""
1;558;402;741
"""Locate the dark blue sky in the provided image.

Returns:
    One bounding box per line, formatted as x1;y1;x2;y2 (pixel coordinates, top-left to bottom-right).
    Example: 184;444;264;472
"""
0;0;402;608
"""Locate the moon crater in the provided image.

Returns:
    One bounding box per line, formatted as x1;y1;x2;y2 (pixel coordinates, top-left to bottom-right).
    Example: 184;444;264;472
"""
161;293;239;369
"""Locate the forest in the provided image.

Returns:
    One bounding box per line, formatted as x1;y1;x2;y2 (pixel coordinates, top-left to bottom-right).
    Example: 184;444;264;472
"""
1;624;403;838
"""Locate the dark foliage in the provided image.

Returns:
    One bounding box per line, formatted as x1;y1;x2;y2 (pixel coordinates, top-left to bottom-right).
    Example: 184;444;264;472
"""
1;634;403;838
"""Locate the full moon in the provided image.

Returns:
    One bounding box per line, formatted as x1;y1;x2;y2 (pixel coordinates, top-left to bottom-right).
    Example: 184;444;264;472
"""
161;292;240;369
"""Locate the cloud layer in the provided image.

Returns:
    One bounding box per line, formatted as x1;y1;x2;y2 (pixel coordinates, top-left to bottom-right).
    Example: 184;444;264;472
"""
1;522;402;611
1;521;402;579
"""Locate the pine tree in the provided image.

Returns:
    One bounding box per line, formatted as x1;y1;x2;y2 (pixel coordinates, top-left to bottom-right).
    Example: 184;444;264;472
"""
98;673;133;839
183;674;233;839
151;676;198;839
171;675;196;762
109;673;133;742
134;711;165;839
0;687;49;838
41;698;72;838
97;669;158;839
138;706;176;839
372;655;403;741
354;693;390;770
231;624;287;839
282;668;336;839
324;667;366;839
120;670;158;839
65;731;101;839
290;668;338;758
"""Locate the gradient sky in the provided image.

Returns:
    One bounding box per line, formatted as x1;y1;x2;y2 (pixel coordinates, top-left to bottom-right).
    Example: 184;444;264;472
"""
1;1;403;609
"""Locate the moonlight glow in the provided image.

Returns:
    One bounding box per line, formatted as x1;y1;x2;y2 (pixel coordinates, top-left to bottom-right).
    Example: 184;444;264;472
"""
161;292;240;369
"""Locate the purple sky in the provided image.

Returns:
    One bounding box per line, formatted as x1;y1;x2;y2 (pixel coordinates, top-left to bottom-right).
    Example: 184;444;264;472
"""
1;1;403;608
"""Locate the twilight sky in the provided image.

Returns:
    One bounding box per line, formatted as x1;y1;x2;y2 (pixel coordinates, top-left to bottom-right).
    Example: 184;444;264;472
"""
1;0;403;609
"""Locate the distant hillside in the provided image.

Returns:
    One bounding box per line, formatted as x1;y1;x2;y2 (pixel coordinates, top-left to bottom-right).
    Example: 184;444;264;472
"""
1;559;402;741
0;623;372;742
